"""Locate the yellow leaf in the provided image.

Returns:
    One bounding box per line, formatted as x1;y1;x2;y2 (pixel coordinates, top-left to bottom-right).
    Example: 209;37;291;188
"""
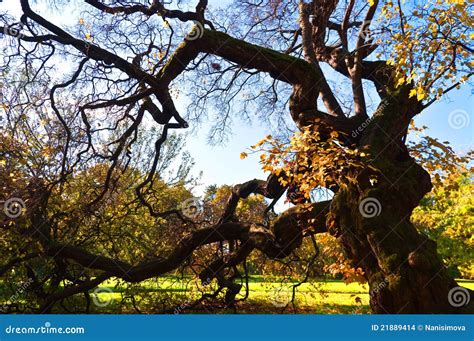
416;86;426;101
255;138;268;148
239;152;248;160
417;92;426;101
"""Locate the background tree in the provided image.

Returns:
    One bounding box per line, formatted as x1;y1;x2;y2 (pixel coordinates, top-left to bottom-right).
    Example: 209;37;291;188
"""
412;173;473;280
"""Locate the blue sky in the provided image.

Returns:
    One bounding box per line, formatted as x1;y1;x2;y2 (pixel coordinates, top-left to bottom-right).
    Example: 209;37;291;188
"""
416;87;473;153
185;86;473;196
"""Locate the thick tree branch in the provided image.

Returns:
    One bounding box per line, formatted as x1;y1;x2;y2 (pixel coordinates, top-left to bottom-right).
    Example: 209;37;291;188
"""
43;200;329;283
218;175;286;225
298;1;345;117
161;27;349;128
84;0;215;29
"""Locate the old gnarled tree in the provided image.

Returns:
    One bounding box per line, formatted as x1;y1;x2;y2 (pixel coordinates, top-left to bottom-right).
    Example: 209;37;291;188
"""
0;0;472;313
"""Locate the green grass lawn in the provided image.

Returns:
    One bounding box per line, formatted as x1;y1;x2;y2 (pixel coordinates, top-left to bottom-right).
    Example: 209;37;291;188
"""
89;277;474;314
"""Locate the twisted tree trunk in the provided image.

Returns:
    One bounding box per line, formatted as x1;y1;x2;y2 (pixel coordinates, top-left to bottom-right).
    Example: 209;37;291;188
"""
328;95;473;313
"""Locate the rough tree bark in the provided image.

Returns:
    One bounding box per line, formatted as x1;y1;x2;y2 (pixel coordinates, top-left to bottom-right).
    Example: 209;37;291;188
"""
329;91;473;313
